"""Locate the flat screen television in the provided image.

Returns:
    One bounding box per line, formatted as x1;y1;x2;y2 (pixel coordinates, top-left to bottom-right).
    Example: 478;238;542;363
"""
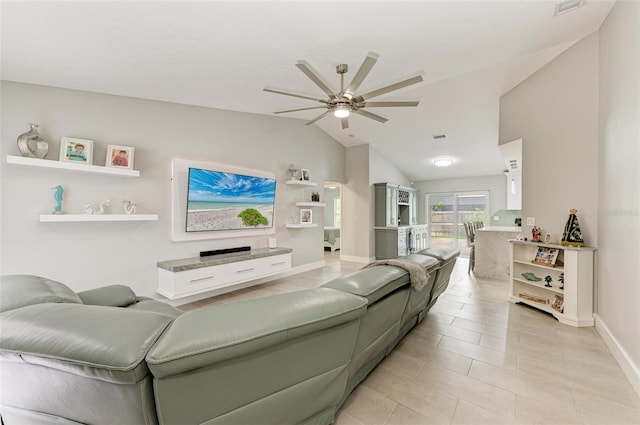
185;167;277;232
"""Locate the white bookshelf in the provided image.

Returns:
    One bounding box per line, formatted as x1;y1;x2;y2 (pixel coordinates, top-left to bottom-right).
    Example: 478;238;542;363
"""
7;155;140;177
40;214;158;222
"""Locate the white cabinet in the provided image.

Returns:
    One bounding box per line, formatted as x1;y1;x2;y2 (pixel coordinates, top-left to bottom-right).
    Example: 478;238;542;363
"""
157;248;292;300
509;240;594;327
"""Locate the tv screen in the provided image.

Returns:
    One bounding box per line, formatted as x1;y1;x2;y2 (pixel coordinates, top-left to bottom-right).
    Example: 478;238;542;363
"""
186;167;276;232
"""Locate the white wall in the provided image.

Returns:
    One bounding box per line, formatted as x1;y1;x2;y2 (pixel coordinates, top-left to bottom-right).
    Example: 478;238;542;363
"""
0;82;345;298
323;187;340;227
412;174;507;224
499;33;599;247
597;0;640;394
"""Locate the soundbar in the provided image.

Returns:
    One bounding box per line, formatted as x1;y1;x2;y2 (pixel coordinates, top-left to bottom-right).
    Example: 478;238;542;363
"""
200;246;251;258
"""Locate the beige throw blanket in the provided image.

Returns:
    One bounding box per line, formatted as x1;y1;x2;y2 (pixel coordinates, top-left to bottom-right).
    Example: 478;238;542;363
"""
363;259;431;292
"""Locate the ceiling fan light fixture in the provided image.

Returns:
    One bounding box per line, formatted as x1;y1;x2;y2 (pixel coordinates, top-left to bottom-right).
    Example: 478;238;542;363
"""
434;157;453;167
333;105;350;118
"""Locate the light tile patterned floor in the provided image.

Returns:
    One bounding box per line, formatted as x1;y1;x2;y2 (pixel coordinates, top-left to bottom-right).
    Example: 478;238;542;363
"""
182;252;640;425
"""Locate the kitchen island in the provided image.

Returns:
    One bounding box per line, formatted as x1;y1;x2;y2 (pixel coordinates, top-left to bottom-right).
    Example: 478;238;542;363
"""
474;226;522;280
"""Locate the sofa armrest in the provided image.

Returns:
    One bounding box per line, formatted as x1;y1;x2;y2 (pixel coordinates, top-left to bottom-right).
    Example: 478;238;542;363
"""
77;285;137;307
146;288;366;378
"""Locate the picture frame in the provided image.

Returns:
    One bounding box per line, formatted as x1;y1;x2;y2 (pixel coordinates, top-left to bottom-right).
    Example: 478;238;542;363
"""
532;247;559;267
544;233;552;244
551;294;564;313
301;168;310;181
106;144;135;169
60;137;93;164
300;208;312;224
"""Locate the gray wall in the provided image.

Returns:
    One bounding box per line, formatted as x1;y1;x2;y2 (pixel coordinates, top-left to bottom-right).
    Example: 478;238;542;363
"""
499;33;599;246
597;0;640;392
413;174;507;225
323;186;340;227
342;145;370;261
0;82;345;298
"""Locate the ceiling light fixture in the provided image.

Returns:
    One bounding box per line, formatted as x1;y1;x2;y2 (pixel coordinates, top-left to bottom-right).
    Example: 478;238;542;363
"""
434;157;453;167
554;0;583;16
333;104;350;118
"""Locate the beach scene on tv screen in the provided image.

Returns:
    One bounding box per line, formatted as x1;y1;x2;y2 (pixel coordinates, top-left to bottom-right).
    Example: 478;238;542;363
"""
186;168;276;232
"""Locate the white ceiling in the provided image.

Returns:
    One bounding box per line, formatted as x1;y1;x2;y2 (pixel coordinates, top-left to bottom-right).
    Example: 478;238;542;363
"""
0;1;614;181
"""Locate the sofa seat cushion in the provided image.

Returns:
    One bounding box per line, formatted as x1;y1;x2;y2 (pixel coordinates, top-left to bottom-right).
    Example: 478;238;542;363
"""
0;275;82;313
0;303;174;383
147;288;366;378
417;247;460;262
322;266;409;304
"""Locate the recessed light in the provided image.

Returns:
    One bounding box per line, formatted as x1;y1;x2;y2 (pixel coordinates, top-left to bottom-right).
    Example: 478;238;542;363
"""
434;157;453;167
433;134;447;140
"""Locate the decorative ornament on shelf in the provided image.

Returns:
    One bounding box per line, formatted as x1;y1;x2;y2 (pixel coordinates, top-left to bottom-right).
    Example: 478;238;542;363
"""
561;208;585;247
82;203;94;214
531;226;542;242
521;272;542;282
52;185;64;214
544;275;553;288
122;199;137;215
288;163;298;180
17;123;49;159
94;199;110;215
559;272;565;290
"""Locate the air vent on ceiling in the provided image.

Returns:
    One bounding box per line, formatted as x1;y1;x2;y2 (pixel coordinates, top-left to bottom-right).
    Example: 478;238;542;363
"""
554;0;583;16
433;134;447;140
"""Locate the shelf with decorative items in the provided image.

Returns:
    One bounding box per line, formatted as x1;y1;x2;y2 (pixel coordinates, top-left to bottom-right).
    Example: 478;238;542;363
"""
285;180;318;187
509;239;595;327
6;155;140;177
285;223;318;229
295;202;326;207
39;214;159;222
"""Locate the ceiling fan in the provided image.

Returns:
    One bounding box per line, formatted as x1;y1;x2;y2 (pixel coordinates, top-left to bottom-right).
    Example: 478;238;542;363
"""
264;52;423;129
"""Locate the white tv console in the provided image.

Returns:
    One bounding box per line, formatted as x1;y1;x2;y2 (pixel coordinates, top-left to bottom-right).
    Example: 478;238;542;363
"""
157;247;292;300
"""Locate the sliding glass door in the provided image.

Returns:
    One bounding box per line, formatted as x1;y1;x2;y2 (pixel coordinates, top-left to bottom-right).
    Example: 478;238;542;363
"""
426;192;488;257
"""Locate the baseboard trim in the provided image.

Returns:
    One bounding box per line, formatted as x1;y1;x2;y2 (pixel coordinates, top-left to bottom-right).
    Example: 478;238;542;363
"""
594;313;640;397
339;255;375;264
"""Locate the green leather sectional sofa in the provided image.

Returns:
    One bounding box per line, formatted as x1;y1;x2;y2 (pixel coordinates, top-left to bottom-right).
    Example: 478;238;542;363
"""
0;247;458;425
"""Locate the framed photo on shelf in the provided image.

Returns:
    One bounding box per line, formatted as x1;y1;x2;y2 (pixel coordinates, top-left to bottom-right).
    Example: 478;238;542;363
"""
552;295;564;313
60;137;93;164
301;169;310;181
300;208;312;224
532;247;559;267
106;145;135;169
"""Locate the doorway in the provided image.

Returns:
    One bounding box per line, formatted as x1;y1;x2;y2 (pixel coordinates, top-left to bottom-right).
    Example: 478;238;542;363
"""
323;182;341;255
426;192;488;256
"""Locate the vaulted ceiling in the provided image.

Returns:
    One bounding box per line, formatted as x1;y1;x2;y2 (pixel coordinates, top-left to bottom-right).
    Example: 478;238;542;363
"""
0;1;614;181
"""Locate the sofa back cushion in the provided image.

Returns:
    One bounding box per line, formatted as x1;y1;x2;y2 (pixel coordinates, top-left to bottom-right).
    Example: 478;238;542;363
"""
322;265;409;304
0;275;82;313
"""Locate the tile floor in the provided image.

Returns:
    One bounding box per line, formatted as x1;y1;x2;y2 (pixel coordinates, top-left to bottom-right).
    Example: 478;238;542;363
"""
182;252;640;425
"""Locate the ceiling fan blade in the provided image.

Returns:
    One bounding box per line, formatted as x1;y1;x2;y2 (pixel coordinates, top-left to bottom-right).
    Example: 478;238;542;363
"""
360;101;420;108
274;106;328;114
355;109;388;123
341;117;349;129
356;75;424;102
295;61;336;99
345;52;378;96
305;110;331;126
264;87;328;103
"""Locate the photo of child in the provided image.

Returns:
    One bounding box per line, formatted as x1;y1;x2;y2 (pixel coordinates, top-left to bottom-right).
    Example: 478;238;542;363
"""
60;137;93;164
106;145;135;169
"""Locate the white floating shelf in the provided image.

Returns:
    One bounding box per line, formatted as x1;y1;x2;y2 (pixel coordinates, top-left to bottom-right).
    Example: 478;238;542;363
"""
296;202;326;207
285;180;318;187
39;214;158;222
285;223;318;228
7;155;140;177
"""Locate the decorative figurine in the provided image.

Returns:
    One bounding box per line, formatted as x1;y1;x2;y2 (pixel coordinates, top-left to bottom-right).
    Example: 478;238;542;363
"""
521;272;542;282
561;208;585;247
94;199;110;215
17;123;49;158
288;163;298;180
52;185;64;214
82;203;94;214
122;199;137;215
559;272;565;290
532;226;542;242
544;275;553;288
311;192;320;202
